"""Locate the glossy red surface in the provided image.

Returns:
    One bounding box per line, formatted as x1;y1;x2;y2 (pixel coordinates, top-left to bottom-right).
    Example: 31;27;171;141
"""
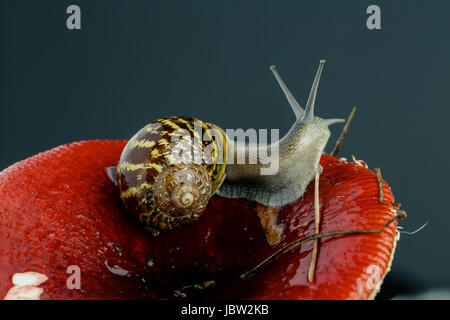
0;140;398;300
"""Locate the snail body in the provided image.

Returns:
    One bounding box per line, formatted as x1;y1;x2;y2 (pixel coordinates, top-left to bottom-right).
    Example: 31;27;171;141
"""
217;61;344;207
109;60;344;231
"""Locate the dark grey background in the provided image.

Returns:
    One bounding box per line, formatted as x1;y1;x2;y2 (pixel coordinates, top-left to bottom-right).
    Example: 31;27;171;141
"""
1;0;448;296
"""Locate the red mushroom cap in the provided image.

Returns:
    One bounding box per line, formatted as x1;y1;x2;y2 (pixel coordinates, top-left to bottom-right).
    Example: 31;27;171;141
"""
0;140;399;300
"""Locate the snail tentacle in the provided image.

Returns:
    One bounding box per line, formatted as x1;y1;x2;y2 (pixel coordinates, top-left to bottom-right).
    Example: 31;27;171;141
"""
270;65;304;120
303;60;325;123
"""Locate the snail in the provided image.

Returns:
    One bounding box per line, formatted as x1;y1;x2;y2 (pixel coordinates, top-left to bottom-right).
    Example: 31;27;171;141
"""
107;60;345;232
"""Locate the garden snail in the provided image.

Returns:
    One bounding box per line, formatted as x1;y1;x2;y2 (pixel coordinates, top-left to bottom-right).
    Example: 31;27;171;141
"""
108;60;345;232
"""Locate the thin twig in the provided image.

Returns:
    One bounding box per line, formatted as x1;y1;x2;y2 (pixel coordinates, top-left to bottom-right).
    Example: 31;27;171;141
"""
376;167;391;205
331;107;357;156
240;210;406;279
307;169;321;282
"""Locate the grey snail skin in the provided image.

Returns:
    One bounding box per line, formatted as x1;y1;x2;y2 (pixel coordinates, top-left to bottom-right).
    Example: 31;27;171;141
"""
217;60;345;208
109;60;345;231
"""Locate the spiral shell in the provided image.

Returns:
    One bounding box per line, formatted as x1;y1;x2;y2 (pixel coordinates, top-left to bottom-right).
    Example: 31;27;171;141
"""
153;163;211;218
116;117;227;230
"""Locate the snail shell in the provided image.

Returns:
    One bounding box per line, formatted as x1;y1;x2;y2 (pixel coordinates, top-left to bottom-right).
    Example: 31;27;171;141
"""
115;117;227;230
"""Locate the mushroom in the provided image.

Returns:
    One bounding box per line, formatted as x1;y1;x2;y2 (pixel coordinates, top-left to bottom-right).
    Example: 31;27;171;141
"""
0;140;402;299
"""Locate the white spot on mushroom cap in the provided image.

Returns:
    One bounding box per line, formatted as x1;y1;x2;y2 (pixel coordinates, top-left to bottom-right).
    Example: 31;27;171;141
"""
12;271;48;287
4;286;44;300
4;271;48;300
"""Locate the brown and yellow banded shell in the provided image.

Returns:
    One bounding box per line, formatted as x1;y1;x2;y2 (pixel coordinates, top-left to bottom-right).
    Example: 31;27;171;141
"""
116;117;227;230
